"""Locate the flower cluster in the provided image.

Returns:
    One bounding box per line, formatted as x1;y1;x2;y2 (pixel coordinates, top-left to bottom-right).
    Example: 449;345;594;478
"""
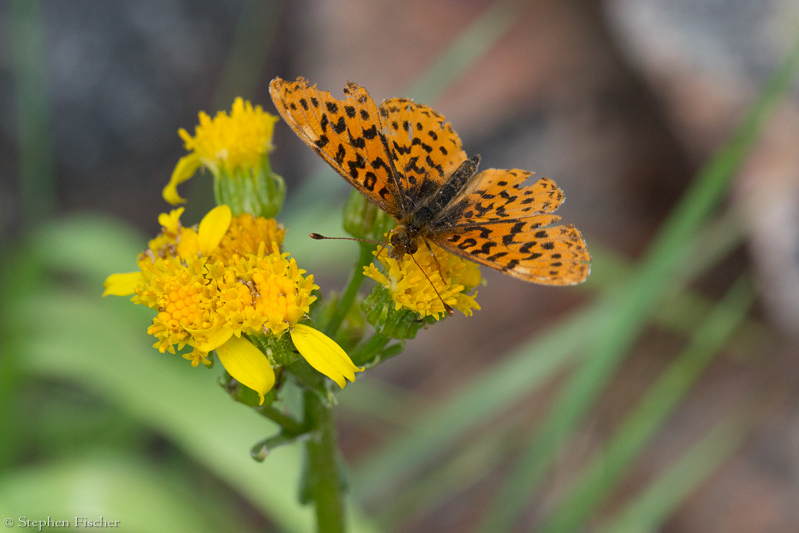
364;239;482;320
105;205;361;403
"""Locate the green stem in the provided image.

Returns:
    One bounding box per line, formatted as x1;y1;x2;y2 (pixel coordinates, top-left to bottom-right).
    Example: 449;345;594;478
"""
351;333;390;366
323;243;374;338
255;403;305;435
304;390;346;533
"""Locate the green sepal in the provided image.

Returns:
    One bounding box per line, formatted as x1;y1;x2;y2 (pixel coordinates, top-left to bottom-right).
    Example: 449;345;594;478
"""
361;284;433;340
246;330;298;368
342;189;395;240
213;155;285;218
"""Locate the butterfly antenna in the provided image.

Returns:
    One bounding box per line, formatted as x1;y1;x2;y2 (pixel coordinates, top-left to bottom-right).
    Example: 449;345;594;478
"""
309;233;386;245
408;253;455;316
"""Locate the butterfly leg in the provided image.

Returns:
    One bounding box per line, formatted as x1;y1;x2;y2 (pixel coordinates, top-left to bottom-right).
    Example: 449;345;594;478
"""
422;237;446;277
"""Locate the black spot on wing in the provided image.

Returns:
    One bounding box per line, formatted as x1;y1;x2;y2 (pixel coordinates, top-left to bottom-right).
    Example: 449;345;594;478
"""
363;125;378;139
332;116;347;134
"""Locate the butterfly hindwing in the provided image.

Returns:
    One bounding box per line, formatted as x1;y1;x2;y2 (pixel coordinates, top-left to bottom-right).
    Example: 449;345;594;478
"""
432;221;589;285
429;168;590;285
269;77;402;218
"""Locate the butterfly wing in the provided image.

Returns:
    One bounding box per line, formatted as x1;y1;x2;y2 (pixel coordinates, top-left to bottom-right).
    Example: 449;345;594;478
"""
269;77;403;218
378;98;467;211
428;169;590;285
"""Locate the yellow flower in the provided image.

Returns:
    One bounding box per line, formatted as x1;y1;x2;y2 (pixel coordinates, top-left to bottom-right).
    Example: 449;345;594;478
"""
134;255;221;353
209;214;285;265
104;206;361;400
218;245;316;335
364;241;482;319
163;98;284;218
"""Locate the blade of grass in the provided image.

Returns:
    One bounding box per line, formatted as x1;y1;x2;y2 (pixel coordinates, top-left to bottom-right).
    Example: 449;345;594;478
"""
478;37;799;532
2;0;59;464
597;400;762;533
368;266;760;529
9;0;55;226
404;0;526;103
376;420;513;530
213;0;282;110
351;199;755;502
537;275;756;532
352;302;600;502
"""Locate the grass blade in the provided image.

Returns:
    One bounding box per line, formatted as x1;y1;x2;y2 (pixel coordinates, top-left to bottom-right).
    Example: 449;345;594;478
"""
404;0;526;104
598;403;760;533
537;276;756;532
350;201;759;503
478;36;799;532
9;0;55;225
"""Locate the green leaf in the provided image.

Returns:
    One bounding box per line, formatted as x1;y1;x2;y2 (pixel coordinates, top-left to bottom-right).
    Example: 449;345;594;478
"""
0;455;242;533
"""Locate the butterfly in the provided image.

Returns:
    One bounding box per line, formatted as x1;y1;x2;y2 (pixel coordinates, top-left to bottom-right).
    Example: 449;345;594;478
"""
269;77;590;285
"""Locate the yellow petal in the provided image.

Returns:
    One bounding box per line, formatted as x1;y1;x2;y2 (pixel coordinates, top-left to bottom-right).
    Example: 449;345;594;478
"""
158;207;185;234
186;324;234;353
103;272;144;296
176;228;200;259
215;336;275;405
199;204;232;256
163;153;202;205
290;324;363;388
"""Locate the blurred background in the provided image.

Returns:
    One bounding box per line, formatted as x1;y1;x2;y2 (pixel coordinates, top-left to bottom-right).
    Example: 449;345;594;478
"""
2;0;799;531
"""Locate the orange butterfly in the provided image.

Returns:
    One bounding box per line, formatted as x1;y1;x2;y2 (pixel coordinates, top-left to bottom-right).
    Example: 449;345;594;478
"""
269;77;590;285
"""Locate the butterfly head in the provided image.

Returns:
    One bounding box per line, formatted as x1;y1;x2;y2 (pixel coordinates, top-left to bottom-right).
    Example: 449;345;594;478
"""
388;226;420;259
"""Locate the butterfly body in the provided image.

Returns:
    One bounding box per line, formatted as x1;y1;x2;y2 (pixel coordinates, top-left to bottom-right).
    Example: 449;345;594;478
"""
388;154;481;259
269;77;590;285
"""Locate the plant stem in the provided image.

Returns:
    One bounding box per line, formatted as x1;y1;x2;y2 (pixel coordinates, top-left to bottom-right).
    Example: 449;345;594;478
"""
304;389;346;533
351;333;390;366
323;243;374;338
255;404;305;435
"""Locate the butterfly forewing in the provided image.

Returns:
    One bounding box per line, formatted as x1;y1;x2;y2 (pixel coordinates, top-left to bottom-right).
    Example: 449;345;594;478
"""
379;98;467;212
269;77;402;218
